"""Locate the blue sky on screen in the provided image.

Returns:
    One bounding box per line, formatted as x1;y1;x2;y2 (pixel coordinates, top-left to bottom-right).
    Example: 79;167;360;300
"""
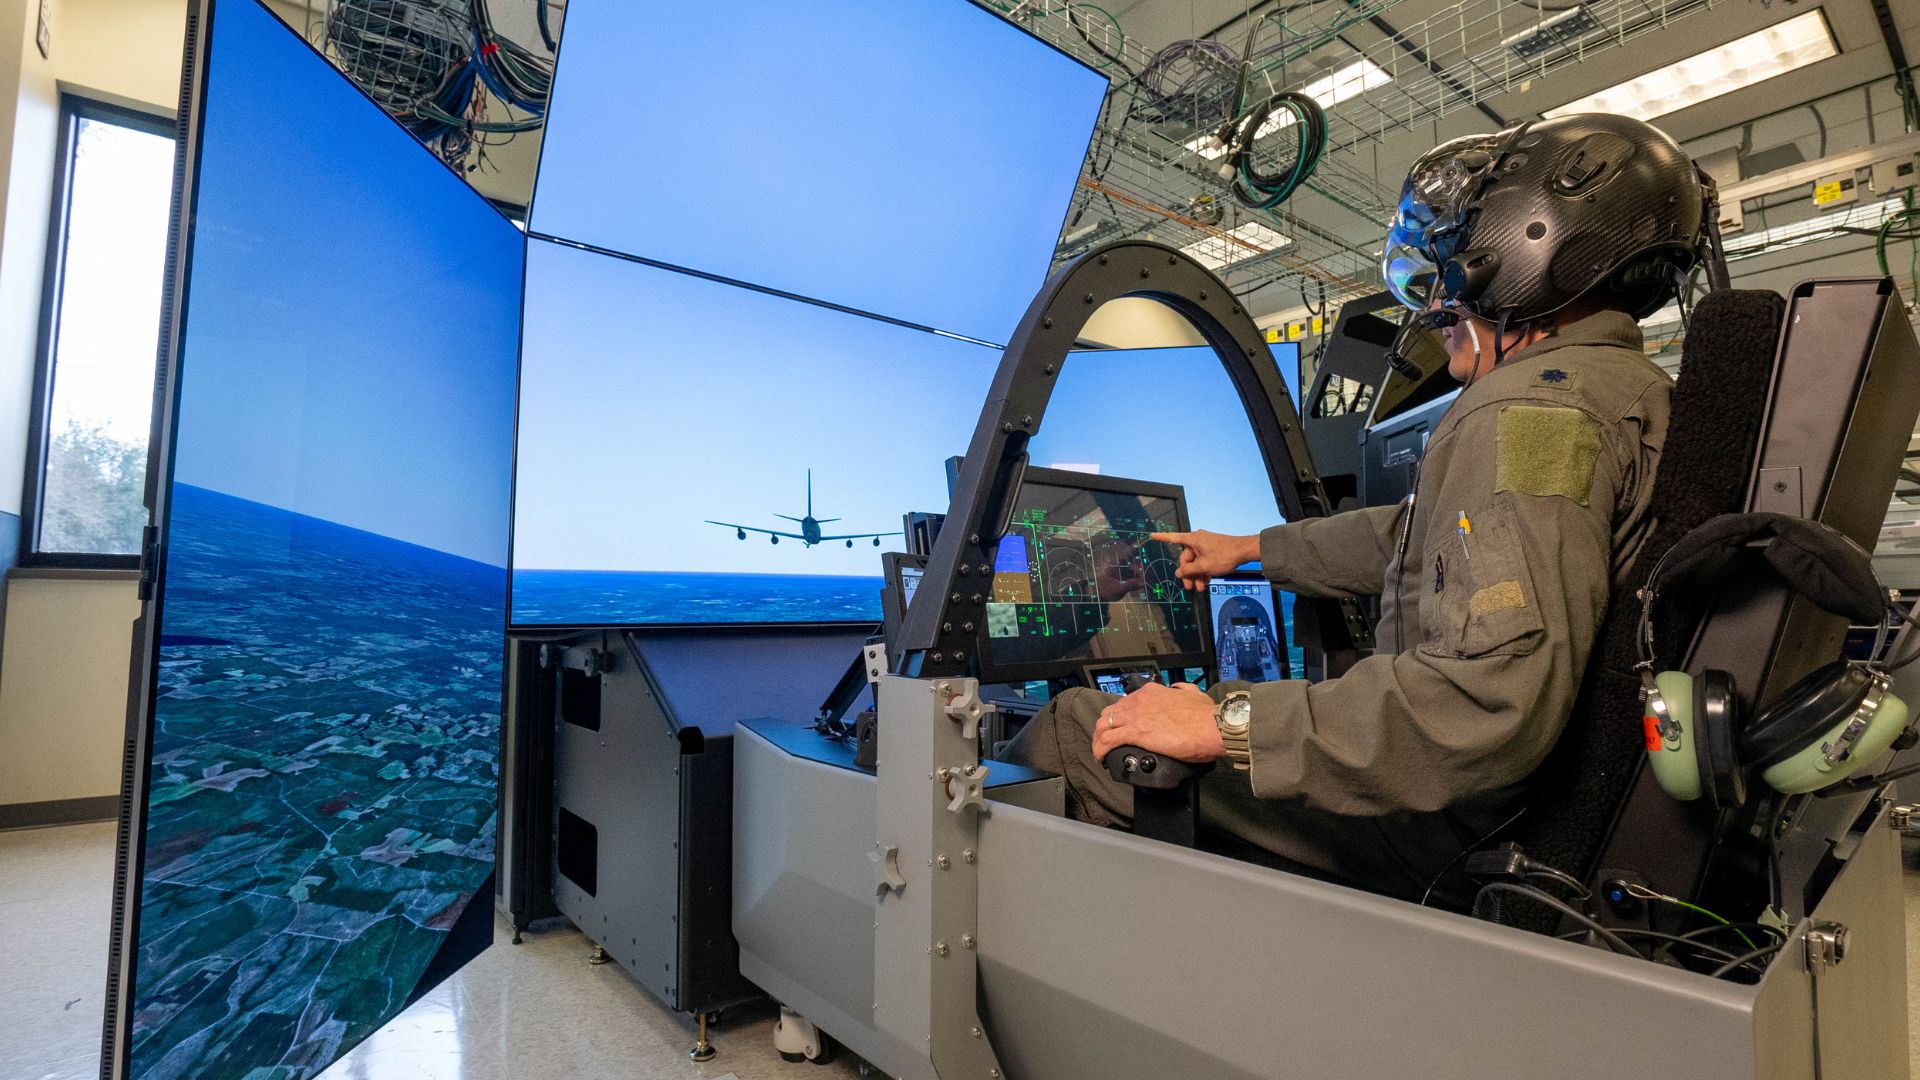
1032;343;1301;539
514;240;1306;578
168;0;522;567
513;239;995;576
528;0;1106;346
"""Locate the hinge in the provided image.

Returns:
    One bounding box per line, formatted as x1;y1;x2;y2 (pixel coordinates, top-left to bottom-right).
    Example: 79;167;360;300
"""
136;523;160;601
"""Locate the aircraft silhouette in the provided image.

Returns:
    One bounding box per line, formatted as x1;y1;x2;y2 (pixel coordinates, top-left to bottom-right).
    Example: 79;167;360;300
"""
706;470;900;549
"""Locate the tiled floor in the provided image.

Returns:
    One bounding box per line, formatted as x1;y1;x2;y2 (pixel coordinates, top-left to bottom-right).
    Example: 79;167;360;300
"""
4;820;1918;1080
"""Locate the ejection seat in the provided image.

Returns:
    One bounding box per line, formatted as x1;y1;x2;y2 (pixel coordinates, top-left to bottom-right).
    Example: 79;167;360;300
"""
1483;288;1786;921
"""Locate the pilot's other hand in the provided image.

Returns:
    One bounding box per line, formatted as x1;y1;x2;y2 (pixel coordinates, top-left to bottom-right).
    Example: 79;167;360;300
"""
1149;530;1261;592
1090;682;1224;764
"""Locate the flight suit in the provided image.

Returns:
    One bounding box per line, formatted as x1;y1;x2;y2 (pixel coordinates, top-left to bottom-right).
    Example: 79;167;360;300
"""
999;309;1671;899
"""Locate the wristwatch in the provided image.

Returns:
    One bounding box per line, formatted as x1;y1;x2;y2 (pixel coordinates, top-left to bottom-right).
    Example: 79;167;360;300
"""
1215;690;1253;771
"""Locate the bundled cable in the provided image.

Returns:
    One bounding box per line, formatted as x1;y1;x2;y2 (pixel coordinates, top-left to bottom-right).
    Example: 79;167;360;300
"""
470;0;553;115
1214;91;1328;210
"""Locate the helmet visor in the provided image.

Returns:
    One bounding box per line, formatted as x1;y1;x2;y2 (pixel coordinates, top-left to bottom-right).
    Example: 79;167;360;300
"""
1381;131;1506;311
1382;236;1437;313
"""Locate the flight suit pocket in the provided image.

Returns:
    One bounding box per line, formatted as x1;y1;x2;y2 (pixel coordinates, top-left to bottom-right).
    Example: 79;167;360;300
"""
1417;497;1545;660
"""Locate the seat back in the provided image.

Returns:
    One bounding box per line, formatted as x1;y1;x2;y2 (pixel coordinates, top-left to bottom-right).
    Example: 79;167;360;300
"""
1502;290;1787;909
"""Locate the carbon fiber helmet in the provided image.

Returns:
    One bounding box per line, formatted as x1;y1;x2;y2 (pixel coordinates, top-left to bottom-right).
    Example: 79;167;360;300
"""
1382;113;1708;323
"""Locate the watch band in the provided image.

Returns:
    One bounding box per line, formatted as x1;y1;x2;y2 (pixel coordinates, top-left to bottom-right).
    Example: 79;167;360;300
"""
1221;729;1252;771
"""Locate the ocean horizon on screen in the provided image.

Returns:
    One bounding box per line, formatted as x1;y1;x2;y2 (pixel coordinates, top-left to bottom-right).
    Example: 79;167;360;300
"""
132;484;505;1079
513;568;886;625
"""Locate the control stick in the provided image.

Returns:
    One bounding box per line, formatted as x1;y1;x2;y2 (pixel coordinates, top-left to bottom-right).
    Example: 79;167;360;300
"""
1100;673;1214;845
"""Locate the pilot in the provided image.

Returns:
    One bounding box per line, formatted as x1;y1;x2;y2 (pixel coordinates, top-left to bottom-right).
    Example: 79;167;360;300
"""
1001;113;1713;899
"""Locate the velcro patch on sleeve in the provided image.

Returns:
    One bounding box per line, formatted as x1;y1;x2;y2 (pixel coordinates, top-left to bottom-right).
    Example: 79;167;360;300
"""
1495;405;1602;506
1469;580;1526;617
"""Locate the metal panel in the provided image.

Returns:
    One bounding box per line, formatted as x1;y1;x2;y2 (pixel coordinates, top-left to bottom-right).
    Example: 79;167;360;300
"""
732;721;1063;1080
1753;808;1911;1080
734;736;1908;1079
975;805;1763;1080
551;650;683;1002
734;726;896;1064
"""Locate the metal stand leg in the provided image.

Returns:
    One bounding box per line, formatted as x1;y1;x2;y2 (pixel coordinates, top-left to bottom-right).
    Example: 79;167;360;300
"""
587;944;609;966
689;1011;717;1062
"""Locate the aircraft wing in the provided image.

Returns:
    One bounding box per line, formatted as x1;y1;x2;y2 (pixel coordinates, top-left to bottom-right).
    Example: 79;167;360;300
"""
818;530;903;542
707;520;807;541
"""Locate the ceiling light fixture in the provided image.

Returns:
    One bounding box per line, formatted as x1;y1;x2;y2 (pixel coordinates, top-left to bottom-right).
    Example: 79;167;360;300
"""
1178;221;1292;271
1185;58;1392;159
1543;8;1838;122
1503;5;1603;60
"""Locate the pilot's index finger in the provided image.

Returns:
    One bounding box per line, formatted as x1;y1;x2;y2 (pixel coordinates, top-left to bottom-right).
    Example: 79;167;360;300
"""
1149;531;1189;545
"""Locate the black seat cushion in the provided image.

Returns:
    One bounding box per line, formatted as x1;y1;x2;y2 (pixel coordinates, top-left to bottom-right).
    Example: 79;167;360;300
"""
1489;290;1787;925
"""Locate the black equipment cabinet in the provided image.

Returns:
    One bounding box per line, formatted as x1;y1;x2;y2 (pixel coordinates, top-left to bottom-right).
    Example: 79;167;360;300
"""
499;625;868;1015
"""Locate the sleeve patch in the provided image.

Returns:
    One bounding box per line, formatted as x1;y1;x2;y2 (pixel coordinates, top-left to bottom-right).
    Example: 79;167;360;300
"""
1495;405;1602;506
1469;580;1526;617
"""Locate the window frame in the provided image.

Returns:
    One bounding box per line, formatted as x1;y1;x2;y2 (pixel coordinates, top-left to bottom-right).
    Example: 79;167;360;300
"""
19;94;178;570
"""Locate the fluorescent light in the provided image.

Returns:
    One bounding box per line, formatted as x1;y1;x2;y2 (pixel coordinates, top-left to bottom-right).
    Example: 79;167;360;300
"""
1543;9;1837;122
1502;5;1603;60
1185;58;1392;159
1179;221;1291;271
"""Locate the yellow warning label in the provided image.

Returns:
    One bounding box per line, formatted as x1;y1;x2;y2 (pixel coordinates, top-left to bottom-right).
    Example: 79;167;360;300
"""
1311;315;1325;335
1813;180;1848;206
1264;327;1282;343
1286;321;1308;341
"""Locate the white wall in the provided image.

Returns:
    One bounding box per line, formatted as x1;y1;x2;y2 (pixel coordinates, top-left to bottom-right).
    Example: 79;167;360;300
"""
0;0;60;522
0;574;137;804
0;0;183;810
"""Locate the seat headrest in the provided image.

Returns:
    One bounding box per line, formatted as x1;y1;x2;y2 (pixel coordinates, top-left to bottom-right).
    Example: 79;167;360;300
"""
1656;512;1884;625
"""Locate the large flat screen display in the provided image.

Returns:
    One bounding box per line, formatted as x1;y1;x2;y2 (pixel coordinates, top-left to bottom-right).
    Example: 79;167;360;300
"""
510;238;997;626
527;0;1107;345
117;4;523;1077
511;249;1311;629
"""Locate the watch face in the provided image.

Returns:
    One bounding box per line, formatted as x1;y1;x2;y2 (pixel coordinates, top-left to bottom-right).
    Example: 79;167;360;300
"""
1219;696;1252;736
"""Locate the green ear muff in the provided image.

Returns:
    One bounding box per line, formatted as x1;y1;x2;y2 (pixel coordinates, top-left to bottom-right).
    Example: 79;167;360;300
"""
1759;672;1910;794
1645;670;1700;800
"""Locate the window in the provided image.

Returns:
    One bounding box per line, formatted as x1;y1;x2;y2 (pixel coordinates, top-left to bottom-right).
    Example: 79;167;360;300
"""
23;98;177;566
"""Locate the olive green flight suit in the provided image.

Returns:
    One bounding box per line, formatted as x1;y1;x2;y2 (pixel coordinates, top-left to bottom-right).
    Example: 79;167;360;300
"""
999;309;1671;899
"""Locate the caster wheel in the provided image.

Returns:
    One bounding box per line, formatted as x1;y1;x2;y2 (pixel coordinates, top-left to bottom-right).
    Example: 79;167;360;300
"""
806;1032;840;1065
775;1005;833;1064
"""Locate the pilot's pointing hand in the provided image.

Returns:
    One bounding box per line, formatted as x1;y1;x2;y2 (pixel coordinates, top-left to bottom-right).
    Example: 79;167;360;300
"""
1149;530;1262;592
